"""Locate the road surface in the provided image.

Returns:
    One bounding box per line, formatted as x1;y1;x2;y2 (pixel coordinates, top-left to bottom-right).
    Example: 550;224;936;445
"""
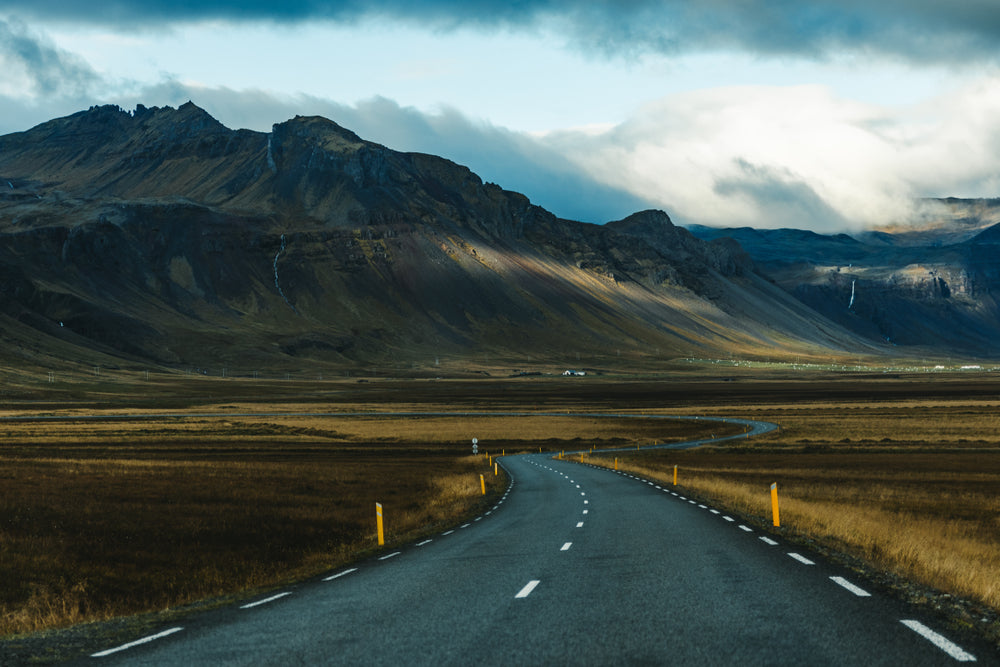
81;429;994;665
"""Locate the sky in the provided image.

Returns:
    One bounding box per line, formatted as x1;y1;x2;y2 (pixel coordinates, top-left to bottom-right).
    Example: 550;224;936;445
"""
2;2;1000;231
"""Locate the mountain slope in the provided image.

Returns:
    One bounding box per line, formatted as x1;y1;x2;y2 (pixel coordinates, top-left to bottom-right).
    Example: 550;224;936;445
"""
0;103;881;374
689;208;1000;356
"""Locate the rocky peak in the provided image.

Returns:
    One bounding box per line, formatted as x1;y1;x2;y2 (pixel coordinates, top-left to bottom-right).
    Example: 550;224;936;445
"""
606;209;753;277
608;209;676;231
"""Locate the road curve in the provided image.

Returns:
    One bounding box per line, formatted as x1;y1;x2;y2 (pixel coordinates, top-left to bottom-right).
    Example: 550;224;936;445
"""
75;416;995;666
0;409;777;452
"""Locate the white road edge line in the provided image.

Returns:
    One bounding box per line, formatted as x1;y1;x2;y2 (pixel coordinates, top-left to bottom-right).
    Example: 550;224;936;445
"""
900;619;976;662
738;525;753;532
378;551;401;561
91;627;184;657
515;580;540;598
442;530;455;536
759;537;778;546
323;567;359;581
416;539;433;546
240;592;291;609
830;576;871;597
787;553;815;565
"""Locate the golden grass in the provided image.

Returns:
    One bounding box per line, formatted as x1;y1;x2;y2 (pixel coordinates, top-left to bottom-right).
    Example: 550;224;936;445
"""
0;445;502;636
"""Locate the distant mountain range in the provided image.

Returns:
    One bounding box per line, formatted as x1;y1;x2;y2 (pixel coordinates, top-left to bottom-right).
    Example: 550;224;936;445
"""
688;199;1000;355
0;103;992;375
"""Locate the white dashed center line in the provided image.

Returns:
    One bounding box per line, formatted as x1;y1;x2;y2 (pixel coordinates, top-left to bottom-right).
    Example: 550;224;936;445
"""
830;576;871;597
901;620;976;662
576;522;584;528
561;542;573;551
515;580;540;598
241;592;292;609
91;628;184;657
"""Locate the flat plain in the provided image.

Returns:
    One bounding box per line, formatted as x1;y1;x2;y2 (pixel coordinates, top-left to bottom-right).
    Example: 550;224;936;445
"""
0;367;998;654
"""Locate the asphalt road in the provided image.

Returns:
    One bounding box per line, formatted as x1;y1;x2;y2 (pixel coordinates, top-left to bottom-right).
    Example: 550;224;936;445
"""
82;440;996;665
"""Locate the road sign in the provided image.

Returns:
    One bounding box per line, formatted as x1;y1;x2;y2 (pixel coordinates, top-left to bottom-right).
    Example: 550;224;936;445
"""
472;438;479;454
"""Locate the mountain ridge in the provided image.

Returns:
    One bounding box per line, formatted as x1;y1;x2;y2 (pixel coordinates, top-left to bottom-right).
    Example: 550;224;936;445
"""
0;104;895;373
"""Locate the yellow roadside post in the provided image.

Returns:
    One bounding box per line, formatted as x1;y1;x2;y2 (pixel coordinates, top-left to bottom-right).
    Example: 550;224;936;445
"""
673;465;678;485
494;462;498;476
771;483;780;527
480;474;486;495
376;502;385;546
614;457;618;471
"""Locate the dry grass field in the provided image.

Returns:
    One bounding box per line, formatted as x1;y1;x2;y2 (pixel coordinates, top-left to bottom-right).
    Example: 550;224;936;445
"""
0;402;726;637
2;370;1000;651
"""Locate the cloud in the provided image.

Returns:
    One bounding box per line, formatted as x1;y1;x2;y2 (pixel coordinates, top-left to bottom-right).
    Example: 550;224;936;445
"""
4;1;1000;64
0;17;98;98
540;78;1000;231
713;159;849;230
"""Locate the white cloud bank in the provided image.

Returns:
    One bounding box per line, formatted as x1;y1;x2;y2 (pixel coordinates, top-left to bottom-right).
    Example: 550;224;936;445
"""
541;79;1000;230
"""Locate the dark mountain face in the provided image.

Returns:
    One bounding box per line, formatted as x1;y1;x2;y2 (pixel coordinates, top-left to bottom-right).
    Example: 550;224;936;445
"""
0;103;878;373
688;208;1000;356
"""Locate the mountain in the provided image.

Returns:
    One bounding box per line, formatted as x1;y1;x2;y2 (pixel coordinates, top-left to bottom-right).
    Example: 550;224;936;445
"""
0;103;881;375
688;202;1000;355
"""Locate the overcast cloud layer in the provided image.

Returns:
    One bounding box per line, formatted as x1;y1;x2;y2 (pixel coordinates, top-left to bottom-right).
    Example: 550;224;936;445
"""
4;0;1000;64
2;3;1000;230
